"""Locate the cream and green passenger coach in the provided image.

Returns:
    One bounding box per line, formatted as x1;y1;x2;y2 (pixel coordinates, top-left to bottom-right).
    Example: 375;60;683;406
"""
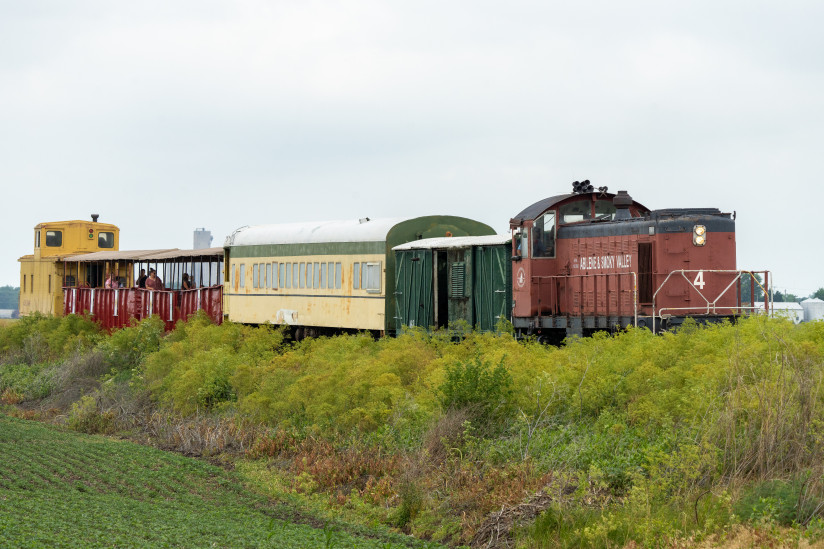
223;216;494;335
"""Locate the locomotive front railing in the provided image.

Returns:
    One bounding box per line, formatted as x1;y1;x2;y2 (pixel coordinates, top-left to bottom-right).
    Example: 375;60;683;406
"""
532;272;638;328
652;269;771;333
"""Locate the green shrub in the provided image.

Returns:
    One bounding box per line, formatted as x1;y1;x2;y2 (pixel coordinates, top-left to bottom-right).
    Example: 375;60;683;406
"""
439;355;514;427
67;394;116;434
0;313;101;363
0;361;56;400
734;478;821;527
96;316;164;372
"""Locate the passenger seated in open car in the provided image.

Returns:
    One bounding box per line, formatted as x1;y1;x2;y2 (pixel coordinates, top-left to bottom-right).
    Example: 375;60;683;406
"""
145;269;164;291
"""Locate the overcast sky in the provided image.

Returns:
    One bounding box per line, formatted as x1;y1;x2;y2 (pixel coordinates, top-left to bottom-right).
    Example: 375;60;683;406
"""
2;1;823;296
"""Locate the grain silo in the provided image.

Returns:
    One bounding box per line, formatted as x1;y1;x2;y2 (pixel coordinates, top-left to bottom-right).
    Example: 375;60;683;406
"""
801;298;824;322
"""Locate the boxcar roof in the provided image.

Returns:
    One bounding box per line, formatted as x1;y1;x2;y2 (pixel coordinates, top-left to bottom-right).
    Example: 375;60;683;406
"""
225;218;412;247
393;234;510;251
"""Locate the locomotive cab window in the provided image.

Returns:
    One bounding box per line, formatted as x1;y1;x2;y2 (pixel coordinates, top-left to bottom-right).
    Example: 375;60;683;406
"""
98;232;115;249
594;200;617;220
532;212;556;258
559;201;592;224
46;230;63;247
513;229;529;258
35;230;41;248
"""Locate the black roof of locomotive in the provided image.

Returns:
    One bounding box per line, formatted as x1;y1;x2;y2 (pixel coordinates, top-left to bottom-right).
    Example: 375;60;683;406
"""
512;193;573;222
512;191;650;223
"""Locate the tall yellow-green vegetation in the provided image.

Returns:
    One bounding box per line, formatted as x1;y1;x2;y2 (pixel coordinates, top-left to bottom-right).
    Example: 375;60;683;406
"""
2;312;823;547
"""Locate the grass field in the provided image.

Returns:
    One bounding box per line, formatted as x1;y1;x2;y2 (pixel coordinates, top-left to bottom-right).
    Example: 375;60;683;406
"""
0;414;442;548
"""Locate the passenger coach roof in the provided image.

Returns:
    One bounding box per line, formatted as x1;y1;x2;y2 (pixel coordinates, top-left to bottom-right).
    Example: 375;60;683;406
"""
225;218;410;247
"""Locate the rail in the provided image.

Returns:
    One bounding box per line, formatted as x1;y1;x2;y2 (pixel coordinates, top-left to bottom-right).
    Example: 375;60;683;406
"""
652;269;771;333
532;272;638;327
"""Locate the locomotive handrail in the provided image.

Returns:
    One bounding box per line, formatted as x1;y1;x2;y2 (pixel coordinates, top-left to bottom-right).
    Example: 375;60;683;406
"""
652;269;771;333
531;272;638;328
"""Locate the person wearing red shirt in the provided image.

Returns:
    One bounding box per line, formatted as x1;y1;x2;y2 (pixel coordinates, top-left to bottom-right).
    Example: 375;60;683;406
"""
145;269;164;291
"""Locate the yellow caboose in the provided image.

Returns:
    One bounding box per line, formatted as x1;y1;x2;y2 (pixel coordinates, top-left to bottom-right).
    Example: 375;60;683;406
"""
18;215;120;316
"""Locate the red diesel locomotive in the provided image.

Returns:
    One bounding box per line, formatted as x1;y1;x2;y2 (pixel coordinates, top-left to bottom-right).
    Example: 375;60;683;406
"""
509;181;767;340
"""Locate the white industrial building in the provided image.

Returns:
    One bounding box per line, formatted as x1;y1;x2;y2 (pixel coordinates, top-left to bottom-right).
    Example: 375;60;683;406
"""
770;302;805;324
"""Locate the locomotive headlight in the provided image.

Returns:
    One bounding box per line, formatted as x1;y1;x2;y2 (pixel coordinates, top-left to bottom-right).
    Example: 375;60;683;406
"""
693;225;707;246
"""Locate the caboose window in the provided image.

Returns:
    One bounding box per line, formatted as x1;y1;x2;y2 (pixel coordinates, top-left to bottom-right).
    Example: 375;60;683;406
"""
532;212;556;258
98;232;115;249
46;230;63;247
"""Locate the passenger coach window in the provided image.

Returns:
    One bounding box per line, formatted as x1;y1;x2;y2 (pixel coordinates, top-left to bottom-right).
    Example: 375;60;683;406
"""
98;232;115;249
239;264;246;288
320;263;326;288
353;263;360;290
532;212;556;258
46;230;62;247
363;262;381;293
335;263;342;289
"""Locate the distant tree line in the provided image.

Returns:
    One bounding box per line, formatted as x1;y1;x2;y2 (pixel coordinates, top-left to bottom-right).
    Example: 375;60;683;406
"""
0;286;19;310
774;287;824;303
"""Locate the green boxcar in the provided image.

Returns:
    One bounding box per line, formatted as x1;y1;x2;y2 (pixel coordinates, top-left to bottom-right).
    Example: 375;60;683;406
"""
394;235;512;332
